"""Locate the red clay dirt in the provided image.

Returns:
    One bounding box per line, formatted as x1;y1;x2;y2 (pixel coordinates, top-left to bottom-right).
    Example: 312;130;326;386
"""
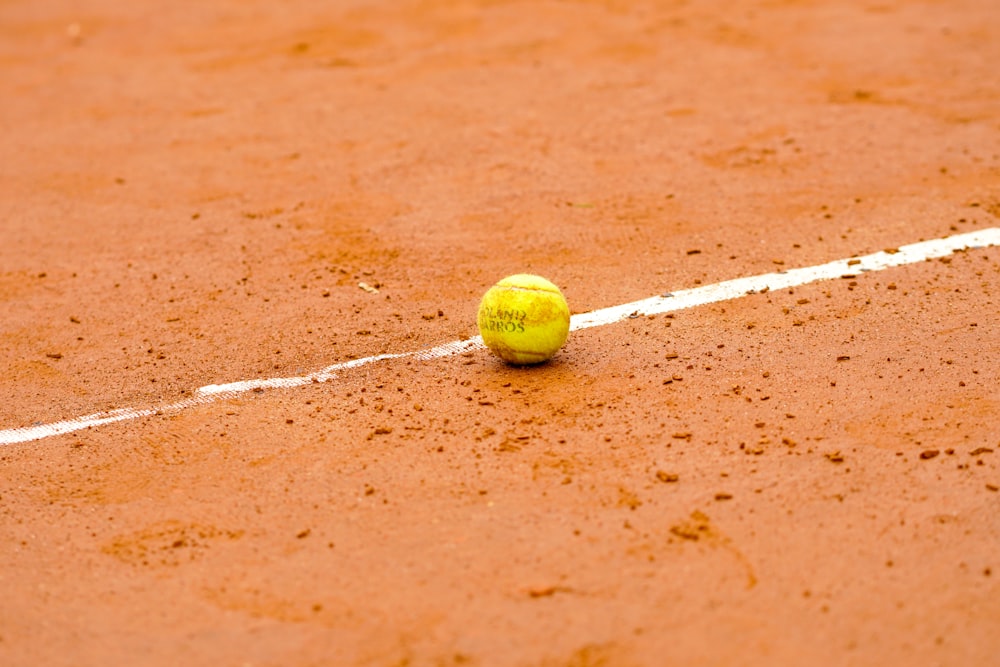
2;1;999;665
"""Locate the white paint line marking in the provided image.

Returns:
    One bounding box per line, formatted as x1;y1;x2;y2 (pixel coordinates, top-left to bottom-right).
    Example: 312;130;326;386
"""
2;227;998;446
571;227;999;330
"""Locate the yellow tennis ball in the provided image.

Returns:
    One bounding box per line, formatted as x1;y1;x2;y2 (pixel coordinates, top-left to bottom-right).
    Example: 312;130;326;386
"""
477;274;571;365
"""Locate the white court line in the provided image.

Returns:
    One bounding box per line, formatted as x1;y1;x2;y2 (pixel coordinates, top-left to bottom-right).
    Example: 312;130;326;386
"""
2;227;998;446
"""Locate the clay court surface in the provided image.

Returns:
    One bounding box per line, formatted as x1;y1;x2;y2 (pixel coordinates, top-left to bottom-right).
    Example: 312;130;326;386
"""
2;0;1000;664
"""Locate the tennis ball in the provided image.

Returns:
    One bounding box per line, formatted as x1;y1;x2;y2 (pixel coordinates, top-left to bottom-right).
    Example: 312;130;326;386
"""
477;274;570;365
